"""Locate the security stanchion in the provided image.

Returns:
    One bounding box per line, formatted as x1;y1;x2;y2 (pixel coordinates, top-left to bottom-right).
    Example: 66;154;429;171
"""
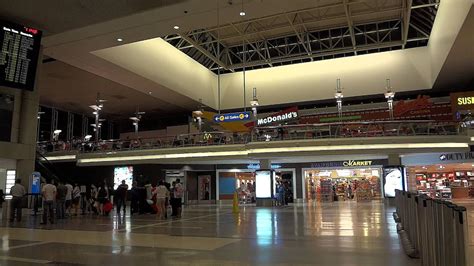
454;206;469;266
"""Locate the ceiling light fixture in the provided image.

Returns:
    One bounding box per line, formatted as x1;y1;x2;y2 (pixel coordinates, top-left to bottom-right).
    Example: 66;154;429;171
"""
117;38;123;42
174;25;180;30
240;11;246;16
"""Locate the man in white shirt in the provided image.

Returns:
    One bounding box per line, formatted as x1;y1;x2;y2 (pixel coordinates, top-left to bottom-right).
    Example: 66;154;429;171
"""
41;179;57;225
155;181;169;219
9;179;26;222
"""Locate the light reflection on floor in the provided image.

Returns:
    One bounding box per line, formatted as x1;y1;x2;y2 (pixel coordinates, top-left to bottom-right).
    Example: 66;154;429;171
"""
0;201;423;265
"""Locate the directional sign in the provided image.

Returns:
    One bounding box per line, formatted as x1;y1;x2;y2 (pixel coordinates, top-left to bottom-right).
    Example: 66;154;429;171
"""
213;111;252;123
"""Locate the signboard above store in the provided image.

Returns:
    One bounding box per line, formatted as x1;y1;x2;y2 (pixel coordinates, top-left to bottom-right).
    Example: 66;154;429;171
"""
247;164;282;169
257;106;299;126
439;152;474;161
451;91;474;112
213;111;252;123
311;159;387;168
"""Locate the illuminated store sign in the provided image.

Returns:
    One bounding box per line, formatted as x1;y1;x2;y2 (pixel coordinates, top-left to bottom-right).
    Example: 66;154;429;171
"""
457;97;474;105
439;152;474;161
247;164;282;169
312;159;384;168
257;107;298;126
342;160;373;167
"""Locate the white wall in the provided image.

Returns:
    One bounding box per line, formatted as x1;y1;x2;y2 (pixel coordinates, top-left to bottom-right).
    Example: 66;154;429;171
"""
219;48;431;109
93;38;217;108
428;0;474;84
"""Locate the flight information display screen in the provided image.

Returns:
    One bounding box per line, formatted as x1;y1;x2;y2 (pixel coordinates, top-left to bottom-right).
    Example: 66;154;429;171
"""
0;20;42;91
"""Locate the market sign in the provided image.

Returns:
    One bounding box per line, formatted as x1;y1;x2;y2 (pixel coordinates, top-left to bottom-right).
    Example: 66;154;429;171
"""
343;160;373;167
257;106;299;126
439;152;474;161
311;159;387;168
213;111;252;123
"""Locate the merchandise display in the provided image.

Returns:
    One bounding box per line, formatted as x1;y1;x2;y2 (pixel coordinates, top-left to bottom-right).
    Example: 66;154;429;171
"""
408;163;474;200
304;168;382;201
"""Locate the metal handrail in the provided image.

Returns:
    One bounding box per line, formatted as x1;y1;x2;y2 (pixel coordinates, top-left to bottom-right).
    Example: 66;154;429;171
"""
37;120;466;154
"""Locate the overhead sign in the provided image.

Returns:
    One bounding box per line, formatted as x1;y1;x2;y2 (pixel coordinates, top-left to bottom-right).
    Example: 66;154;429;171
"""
439;152;474;161
343;160;373;167
247;164;282;170
213;111;252;123
311;159;387;168
0;20;42;91
257;106;299;126
451;92;474;111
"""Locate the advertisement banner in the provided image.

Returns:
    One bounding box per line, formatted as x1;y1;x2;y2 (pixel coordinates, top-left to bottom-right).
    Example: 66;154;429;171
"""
30;171;41;194
382;166;405;198
255;170;274;199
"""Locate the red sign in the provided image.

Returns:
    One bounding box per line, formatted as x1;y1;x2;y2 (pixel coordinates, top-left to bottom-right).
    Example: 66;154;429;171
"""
394;95;432;117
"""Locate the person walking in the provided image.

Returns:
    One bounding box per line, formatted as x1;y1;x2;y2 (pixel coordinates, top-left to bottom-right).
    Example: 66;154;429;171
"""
97;184;108;215
173;179;184;218
41;179;57;225
72;184;81;216
130;181;139;215
56;181;68;219
90;184;98;214
9;179;26;222
115;180;128;215
65;182;73;216
155;181;168;219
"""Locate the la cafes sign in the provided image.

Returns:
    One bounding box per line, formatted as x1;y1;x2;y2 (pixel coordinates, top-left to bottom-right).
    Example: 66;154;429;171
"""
257;106;299;126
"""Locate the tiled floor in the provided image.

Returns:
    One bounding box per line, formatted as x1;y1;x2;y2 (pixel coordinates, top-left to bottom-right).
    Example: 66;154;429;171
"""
0;201;422;265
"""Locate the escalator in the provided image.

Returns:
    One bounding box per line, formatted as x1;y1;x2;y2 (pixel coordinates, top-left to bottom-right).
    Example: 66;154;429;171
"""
35;151;62;183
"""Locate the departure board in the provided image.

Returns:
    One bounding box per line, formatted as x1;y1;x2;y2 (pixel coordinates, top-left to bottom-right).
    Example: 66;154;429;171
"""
0;21;42;91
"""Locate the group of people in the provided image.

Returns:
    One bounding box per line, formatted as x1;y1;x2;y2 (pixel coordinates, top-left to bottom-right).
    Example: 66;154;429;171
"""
7;177;186;225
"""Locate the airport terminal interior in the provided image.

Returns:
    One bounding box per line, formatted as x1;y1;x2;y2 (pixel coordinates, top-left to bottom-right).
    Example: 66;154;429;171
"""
0;0;473;265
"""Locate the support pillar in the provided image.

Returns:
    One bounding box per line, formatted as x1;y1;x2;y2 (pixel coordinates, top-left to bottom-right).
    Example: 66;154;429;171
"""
388;154;402;165
259;159;271;169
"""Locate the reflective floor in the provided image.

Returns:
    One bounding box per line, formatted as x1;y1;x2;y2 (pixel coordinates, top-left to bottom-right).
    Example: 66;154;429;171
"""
0;201;422;265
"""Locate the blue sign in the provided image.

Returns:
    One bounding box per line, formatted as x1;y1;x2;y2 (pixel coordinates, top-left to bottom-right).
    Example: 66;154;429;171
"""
213;111;252;123
247;164;282;170
31;172;41;194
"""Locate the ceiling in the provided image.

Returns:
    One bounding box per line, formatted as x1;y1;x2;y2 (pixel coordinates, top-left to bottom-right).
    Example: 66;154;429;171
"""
165;0;438;73
0;0;472;118
40;61;198;119
0;0;185;35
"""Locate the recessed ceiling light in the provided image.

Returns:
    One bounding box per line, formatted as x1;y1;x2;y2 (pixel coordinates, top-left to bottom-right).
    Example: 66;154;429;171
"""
117;38;123;42
174;25;180;30
148;91;152;95
240;11;246;16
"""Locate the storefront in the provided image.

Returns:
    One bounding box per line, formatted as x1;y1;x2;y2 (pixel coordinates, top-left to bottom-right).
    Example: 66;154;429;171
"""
216;164;296;203
0;158;16;198
402;152;474;199
302;159;388;202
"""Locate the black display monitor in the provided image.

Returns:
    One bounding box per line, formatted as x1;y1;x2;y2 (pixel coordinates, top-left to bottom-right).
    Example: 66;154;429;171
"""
0;20;42;91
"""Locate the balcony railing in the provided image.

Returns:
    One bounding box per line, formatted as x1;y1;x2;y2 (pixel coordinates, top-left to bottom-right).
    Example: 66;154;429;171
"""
37;120;466;155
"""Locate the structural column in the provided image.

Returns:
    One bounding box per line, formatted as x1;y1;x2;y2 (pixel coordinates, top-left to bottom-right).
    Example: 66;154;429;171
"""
387;153;402;165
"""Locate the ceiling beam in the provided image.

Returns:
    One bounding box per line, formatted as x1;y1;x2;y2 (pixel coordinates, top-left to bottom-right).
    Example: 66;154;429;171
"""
230;23;273;67
286;13;312;59
343;0;357;55
179;33;233;72
402;0;413;49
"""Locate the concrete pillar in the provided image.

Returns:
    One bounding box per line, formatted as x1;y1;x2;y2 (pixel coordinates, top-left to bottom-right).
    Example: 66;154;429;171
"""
259;159;271;169
388;154;402;165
